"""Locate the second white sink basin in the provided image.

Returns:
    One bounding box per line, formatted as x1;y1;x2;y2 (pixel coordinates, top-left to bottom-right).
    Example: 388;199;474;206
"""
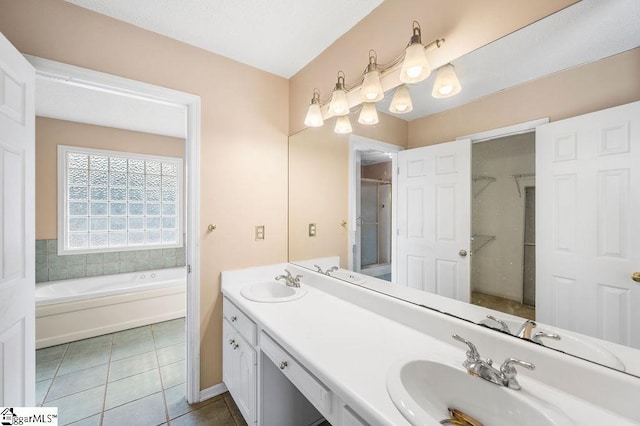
387;358;574;426
240;281;306;303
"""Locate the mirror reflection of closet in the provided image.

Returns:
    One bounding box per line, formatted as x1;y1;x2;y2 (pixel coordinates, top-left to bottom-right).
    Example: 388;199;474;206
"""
470;132;536;319
357;151;393;281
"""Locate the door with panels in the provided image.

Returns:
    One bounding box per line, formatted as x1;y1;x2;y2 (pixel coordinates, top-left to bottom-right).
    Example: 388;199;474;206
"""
536;101;640;348
396;139;471;302
0;33;35;406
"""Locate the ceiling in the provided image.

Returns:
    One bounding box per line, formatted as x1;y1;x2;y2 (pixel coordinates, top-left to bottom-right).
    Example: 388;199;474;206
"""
39;0;639;136
64;0;384;78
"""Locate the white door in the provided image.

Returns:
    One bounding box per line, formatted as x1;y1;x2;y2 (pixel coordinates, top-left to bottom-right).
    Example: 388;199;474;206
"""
396;139;471;302
537;101;640;349
0;33;36;405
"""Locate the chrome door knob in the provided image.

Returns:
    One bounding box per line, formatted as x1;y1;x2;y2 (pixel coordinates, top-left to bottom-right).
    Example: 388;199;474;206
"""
459;249;468;257
279;361;288;370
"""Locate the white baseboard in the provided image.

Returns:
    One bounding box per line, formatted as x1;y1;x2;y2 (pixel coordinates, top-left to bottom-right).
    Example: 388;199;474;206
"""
199;382;228;402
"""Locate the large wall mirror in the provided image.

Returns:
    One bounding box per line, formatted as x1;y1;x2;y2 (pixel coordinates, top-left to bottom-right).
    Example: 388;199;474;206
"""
289;1;640;377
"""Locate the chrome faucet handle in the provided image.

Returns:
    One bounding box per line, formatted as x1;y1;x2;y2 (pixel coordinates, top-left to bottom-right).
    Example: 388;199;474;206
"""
452;334;481;361
500;357;535;390
516;319;537;339
486;315;511;333
532;331;561;345
327;266;339;274
313;265;325;274
283;269;293;278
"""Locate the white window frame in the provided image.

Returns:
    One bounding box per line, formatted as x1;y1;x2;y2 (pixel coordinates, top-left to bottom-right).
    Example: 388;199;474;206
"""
57;145;184;255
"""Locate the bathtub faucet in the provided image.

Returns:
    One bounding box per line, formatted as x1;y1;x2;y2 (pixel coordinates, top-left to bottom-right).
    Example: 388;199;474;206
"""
275;269;302;288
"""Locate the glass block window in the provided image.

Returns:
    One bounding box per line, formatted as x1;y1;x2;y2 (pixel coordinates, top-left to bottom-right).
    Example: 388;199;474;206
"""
58;145;183;254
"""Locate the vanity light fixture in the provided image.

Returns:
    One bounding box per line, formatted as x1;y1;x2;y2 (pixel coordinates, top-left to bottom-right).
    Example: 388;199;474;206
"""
358;102;379;125
399;22;431;84
432;63;462;98
389;85;413;114
302;21;456;132
304;88;324;127
329;71;350;116
360;51;384;102
334;115;353;134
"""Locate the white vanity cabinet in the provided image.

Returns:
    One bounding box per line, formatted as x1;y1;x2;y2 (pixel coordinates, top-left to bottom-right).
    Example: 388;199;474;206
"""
223;295;370;426
223;298;257;424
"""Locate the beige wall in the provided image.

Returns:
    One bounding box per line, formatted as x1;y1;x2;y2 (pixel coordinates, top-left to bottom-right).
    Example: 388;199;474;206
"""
288;112;406;266
362;162;392;181
409;48;640;147
36;117;185;240
0;0;289;389
289;0;577;135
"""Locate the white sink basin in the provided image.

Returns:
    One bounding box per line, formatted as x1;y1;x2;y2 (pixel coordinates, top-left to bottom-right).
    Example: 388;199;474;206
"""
479;317;625;370
387;358;573;426
327;269;367;284
240;281;306;303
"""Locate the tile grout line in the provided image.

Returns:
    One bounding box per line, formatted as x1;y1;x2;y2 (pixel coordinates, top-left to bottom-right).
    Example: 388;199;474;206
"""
97;333;115;426
39;343;70;407
151;324;172;425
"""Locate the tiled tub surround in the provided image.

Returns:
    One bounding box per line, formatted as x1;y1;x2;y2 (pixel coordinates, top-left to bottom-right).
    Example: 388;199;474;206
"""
36;239;186;283
222;263;640;425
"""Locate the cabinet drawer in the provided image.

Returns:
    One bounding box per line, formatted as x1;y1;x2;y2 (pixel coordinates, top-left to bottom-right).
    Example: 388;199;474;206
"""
260;332;332;415
342;405;369;426
223;297;257;345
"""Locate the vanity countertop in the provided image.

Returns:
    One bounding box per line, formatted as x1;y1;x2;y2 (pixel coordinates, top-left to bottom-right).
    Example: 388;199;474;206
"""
221;264;638;426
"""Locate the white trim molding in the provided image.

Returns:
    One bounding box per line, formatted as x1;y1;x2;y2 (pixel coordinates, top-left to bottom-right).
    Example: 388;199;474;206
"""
199;382;229;402
457;118;549;143
347;135;403;280
27;55;203;403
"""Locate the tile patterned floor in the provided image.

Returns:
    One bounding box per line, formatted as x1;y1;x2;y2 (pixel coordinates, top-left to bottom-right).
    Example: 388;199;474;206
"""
36;319;247;426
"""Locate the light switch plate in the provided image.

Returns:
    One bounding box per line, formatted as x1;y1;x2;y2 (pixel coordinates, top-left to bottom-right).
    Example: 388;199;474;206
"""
255;225;265;240
308;223;317;237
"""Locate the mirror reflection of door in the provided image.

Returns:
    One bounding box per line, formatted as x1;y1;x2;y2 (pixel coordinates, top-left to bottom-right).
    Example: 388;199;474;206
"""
470;132;536;319
357;151;393;281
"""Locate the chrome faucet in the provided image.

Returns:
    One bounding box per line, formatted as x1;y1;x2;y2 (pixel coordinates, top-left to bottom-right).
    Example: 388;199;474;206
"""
515;319;537;339
314;265;339;275
485;315;512;333
275;269;302;288
532;331;561;345
325;266;339;275
452;334;535;390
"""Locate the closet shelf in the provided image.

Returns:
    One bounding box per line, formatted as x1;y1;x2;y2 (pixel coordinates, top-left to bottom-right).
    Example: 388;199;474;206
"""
472;175;496;198
471;234;496;254
510;172;535;197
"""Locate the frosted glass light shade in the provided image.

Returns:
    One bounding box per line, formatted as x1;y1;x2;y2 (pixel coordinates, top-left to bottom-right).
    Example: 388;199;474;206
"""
358;102;379;125
334;115;352;134
360;70;384;102
432;64;462;98
304;102;324;127
400;43;431;83
389;85;413;114
329;89;349;116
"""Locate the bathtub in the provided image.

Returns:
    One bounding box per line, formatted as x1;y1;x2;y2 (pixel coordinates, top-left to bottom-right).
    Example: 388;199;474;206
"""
36;267;186;348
